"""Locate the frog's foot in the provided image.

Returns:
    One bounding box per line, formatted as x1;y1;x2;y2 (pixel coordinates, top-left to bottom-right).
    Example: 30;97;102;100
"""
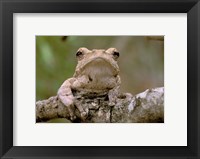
66;103;77;121
80;111;88;120
108;94;117;107
58;95;77;121
70;115;76;121
75;104;88;121
61;103;77;121
108;86;119;107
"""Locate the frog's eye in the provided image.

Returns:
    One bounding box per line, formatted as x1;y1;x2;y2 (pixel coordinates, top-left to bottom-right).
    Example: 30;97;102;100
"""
76;51;83;57
76;50;85;61
113;51;120;59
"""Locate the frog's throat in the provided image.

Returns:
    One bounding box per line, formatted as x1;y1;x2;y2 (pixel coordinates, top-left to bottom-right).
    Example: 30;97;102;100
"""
74;57;119;77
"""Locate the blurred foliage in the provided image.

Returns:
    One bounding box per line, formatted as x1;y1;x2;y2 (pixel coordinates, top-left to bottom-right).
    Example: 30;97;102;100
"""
36;36;164;101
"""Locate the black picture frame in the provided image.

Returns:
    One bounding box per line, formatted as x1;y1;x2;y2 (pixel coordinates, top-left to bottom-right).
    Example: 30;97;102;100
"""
0;0;199;159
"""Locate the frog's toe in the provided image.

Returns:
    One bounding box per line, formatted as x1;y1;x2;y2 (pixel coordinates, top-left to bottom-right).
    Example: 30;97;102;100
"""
70;115;76;121
108;102;115;107
81;111;88;119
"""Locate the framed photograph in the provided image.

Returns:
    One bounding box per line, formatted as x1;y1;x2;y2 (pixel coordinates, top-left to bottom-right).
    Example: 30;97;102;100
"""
0;0;199;159
36;35;164;124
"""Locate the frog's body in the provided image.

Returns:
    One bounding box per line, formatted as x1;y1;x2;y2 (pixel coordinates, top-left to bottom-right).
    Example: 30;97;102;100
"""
58;48;129;120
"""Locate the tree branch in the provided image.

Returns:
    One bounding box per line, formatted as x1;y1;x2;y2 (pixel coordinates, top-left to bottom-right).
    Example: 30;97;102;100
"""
36;87;164;123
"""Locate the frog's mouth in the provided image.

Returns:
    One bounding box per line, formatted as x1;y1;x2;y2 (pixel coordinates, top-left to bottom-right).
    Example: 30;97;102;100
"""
80;57;119;76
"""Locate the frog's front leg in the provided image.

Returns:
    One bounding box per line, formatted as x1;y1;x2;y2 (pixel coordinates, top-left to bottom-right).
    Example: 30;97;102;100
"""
72;75;88;120
58;77;88;121
108;86;120;106
57;78;77;120
108;75;121;106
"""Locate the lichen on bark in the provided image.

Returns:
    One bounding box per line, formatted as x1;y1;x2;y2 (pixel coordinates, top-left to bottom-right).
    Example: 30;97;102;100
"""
36;87;164;123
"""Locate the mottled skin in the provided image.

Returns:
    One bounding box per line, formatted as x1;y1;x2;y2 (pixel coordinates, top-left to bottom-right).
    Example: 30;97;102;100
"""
58;47;130;120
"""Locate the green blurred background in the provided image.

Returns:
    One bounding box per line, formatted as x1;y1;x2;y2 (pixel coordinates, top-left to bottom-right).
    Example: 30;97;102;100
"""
36;36;164;101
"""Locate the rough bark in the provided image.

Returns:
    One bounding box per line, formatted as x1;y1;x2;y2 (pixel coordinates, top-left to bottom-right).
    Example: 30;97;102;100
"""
36;87;164;123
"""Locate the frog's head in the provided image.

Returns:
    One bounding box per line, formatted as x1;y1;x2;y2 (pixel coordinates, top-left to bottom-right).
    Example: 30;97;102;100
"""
74;47;120;77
